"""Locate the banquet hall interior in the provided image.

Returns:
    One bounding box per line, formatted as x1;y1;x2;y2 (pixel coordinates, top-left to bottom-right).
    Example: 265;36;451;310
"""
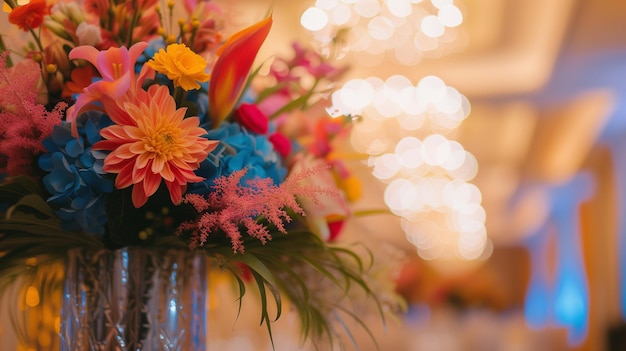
2;0;626;350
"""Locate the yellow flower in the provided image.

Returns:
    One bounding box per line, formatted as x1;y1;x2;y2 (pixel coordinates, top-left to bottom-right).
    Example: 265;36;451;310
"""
339;175;362;202
147;43;210;91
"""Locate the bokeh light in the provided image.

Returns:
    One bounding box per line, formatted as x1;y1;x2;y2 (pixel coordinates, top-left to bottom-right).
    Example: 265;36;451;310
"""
331;75;488;261
301;0;466;65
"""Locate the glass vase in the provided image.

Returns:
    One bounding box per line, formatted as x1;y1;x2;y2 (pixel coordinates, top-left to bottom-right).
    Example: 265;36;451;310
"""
60;247;207;351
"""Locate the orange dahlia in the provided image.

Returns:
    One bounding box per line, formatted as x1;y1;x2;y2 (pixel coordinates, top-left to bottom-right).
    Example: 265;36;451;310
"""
93;84;218;207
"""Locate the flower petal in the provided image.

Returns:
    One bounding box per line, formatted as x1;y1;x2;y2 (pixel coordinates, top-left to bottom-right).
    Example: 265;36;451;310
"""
208;14;272;127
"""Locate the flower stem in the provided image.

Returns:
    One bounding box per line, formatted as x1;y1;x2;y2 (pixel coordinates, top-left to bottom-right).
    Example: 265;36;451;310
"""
173;86;186;108
0;36;13;67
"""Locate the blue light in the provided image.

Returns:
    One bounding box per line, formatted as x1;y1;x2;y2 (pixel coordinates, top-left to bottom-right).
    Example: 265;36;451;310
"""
554;272;589;345
521;172;593;347
524;277;550;329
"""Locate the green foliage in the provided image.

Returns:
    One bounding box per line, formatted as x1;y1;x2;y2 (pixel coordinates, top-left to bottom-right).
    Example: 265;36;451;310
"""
0;176;399;350
213;230;391;350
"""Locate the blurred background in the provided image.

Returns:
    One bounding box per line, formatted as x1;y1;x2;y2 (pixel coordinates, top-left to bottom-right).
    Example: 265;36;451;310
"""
217;0;626;350
3;0;626;350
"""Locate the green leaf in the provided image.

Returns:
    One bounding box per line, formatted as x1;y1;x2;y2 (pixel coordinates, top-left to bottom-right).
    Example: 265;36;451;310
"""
224;264;246;321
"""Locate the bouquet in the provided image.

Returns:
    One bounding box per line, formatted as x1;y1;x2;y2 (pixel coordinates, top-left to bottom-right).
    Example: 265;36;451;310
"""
0;0;405;349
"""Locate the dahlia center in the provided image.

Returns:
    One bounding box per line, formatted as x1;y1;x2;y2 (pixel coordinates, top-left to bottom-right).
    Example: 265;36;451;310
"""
147;129;179;158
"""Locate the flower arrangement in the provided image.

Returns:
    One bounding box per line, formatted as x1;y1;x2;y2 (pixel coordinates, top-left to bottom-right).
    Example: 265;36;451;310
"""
0;0;404;348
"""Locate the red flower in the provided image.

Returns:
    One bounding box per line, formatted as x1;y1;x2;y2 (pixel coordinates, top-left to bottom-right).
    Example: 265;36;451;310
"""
208;15;272;126
268;132;292;158
234;103;269;134
8;0;49;32
62;65;96;99
327;218;345;242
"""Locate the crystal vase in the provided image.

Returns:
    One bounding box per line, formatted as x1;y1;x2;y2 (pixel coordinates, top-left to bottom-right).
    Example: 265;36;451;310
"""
60;247;207;351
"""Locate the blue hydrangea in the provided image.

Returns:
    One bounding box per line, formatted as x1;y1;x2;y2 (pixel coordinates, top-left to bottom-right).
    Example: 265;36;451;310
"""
38;111;114;234
189;121;286;195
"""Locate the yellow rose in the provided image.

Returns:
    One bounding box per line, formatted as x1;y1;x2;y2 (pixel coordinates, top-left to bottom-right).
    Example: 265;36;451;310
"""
147;43;210;91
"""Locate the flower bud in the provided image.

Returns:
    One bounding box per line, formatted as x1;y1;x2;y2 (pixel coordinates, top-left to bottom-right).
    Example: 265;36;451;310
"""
76;22;103;46
45;63;57;74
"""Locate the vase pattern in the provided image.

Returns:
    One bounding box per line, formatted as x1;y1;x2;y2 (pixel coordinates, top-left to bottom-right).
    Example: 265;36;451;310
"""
60;247;207;351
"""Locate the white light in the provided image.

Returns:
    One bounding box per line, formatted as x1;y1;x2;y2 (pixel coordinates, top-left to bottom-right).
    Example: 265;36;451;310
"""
438;5;463;27
436;87;462;114
403;219;439;249
420;15;445;38
301;0;465;64
421;176;447;209
386;74;414;91
337;72;484;262
395;137;423;169
443;180;466;208
441;140;466;171
330;4;352;25
399;86;425;115
340;79;375;111
421;134;448;166
354;0;381;18
368;16;396;40
301;7;329;31
316;0;339;10
386;0;413;18
374;86;403;118
449;151;478;181
458;203;487;225
417;75;447;104
458;233;487;260
372;154;400;180
458;230;487;251
431;0;453;9
385;178;418;211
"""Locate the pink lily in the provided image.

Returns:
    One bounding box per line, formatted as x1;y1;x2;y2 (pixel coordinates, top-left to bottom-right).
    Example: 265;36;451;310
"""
66;42;151;134
208;14;272;127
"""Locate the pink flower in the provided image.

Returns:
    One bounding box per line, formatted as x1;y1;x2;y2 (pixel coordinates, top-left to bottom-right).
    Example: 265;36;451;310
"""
177;167;337;252
234;103;269;134
93;84;218;207
257;93;291;121
0;55;65;177
66;42;152;134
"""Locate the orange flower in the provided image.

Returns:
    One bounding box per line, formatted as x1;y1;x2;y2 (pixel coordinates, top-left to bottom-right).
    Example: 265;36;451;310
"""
8;0;49;32
93;84;218;207
208;14;272;127
62;65;96;99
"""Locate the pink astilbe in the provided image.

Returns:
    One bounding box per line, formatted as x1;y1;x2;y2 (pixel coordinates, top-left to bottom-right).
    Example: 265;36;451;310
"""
0;53;66;176
177;168;338;253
